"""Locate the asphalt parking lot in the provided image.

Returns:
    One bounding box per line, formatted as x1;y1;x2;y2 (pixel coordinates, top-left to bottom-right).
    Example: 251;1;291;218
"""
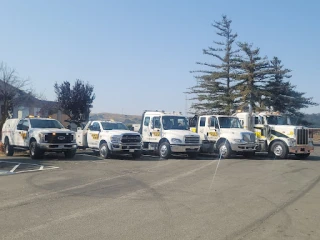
0;146;320;240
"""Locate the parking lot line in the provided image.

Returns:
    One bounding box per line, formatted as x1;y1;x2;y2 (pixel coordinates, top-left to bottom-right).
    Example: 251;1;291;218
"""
0;161;59;175
10;164;20;173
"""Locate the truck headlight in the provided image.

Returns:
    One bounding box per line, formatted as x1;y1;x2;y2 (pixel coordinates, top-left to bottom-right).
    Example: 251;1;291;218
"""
111;135;121;143
38;133;47;143
71;133;76;143
171;138;183;144
288;138;296;147
233;139;247;144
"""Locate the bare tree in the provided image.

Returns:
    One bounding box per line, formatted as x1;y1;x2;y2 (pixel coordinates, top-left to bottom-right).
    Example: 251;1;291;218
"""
0;62;30;129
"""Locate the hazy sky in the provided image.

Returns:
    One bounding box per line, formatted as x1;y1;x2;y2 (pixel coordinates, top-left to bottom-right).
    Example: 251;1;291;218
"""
1;0;319;115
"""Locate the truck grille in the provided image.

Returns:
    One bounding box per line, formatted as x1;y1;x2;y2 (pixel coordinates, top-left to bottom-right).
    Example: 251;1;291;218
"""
121;134;141;143
296;128;309;145
185;136;200;144
45;133;73;143
242;133;255;143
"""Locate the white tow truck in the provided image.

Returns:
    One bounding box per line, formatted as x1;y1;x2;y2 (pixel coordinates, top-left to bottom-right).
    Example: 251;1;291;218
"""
189;115;257;158
76;120;142;159
138;111;201;159
235;110;314;159
1;116;77;159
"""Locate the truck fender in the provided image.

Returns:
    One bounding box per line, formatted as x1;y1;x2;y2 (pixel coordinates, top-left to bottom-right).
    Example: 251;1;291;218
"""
268;139;289;152
29;137;37;146
99;139;112;151
159;138;170;146
216;138;228;149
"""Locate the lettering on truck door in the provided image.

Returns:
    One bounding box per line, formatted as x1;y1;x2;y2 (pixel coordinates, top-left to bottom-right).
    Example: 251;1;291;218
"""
208;117;219;142
150;116;161;142
87;122;100;148
15;119;29;146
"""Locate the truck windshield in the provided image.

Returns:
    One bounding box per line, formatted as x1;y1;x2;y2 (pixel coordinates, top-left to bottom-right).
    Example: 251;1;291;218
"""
162;116;189;130
266;115;290;125
30;119;65;129
101;122;128;130
218;117;242;128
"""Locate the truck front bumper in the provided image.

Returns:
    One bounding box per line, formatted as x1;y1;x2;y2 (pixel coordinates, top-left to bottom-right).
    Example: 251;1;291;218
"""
289;145;314;154
111;143;142;153
171;144;201;153
38;143;77;151
230;143;257;152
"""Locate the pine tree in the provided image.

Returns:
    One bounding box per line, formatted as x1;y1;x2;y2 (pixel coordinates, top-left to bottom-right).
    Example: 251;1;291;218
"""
264;57;318;117
187;15;239;115
235;42;271;112
264;57;292;112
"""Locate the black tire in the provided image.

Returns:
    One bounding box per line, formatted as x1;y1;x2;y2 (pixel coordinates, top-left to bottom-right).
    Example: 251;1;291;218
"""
187;152;198;159
270;141;288;159
4;138;14;156
242;152;255;158
29;140;44;159
295;153;310;159
99;143;111;159
218;141;232;159
64;149;76;158
132;151;142;159
159;141;171;159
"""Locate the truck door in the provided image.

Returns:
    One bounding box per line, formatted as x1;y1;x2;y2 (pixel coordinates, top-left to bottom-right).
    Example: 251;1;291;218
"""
87;122;101;148
15;119;30;147
150;116;161;143
208;116;219;142
141;116;151;143
197;116;207;140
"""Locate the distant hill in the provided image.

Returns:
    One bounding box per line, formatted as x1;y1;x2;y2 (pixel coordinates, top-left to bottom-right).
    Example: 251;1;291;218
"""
90;112;141;125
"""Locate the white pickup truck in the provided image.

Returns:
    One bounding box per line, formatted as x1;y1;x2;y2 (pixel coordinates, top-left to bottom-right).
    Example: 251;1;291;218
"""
76;120;142;159
1;116;77;159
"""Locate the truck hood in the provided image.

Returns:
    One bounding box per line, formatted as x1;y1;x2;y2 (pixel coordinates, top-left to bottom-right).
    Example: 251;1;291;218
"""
162;130;199;138
31;128;75;134
270;125;298;138
102;130;140;136
220;128;253;138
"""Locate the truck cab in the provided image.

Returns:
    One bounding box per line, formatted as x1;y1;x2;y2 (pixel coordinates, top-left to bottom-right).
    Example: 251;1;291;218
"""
139;111;201;159
76;120;142;159
235;111;314;159
189;115;256;158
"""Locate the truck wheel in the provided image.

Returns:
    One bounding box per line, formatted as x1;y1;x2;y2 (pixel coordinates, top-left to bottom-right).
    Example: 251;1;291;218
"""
29;140;44;159
159;142;171;159
218;142;232;159
270;141;288;159
187;152;198;159
99;143;111;159
64;149;76;158
4;138;14;156
295;153;310;159
132;151;142;159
